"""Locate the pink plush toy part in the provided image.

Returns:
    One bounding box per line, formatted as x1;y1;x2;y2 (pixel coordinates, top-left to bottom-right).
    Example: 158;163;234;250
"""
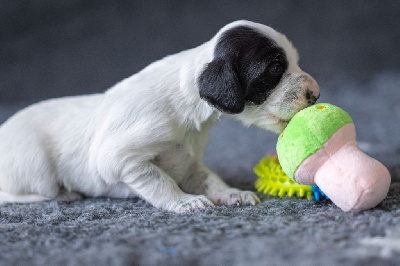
276;103;391;211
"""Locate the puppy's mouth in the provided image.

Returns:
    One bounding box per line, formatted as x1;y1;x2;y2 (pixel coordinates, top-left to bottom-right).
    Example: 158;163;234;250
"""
278;118;291;129
274;113;292;125
276;105;310;128
279;118;291;124
269;114;292;132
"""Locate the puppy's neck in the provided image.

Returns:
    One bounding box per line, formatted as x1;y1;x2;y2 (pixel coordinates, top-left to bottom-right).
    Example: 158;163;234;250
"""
105;41;220;131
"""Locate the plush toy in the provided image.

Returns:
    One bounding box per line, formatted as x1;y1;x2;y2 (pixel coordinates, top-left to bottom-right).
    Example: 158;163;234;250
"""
276;103;391;211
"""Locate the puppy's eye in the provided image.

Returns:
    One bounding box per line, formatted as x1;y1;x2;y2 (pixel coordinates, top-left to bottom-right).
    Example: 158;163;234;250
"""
269;62;284;74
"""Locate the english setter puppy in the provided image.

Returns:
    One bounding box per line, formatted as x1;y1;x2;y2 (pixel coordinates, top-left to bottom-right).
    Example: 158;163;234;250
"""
0;20;319;212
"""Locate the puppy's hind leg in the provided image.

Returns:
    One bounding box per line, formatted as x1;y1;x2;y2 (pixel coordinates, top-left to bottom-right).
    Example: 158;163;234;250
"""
0;190;50;204
0;130;61;202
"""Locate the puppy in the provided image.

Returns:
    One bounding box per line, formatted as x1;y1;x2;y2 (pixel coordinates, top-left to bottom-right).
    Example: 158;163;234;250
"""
0;20;319;212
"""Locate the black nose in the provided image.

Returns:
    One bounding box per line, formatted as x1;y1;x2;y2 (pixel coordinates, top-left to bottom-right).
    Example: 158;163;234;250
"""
305;90;320;105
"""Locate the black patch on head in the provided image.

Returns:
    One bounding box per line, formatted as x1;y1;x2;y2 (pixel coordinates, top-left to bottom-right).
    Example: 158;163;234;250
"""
198;26;288;114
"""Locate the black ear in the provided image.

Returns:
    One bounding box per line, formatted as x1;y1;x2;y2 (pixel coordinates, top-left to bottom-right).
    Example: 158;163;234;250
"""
198;59;245;114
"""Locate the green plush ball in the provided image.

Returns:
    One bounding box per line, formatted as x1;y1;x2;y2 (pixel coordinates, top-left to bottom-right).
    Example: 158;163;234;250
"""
276;103;353;181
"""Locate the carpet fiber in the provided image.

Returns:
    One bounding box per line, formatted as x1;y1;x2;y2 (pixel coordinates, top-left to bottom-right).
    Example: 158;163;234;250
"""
1;174;400;265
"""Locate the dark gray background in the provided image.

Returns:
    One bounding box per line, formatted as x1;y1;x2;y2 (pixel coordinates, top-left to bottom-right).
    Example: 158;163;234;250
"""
1;1;400;265
1;0;400;101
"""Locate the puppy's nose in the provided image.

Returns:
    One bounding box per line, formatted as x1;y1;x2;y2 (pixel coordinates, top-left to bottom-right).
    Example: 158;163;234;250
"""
297;73;320;106
305;89;320;105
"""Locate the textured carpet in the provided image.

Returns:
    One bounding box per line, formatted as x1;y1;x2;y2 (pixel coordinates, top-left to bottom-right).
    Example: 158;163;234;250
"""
1;179;400;266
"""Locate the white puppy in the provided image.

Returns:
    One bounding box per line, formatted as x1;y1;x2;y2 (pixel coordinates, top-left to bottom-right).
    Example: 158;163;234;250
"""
0;20;319;212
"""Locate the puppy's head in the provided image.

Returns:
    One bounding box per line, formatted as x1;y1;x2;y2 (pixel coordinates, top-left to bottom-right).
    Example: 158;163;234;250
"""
198;21;320;133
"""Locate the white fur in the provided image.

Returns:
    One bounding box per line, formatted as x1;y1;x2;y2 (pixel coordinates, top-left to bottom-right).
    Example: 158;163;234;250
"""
0;20;318;212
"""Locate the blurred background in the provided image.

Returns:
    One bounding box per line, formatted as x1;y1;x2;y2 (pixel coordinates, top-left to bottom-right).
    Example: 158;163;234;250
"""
1;0;400;184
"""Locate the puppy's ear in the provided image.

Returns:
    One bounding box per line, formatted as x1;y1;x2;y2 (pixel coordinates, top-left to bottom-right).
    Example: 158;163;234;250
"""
198;59;245;114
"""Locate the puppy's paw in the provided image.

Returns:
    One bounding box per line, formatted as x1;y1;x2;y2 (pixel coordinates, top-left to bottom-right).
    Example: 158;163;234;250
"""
169;194;215;213
56;188;84;203
215;189;260;206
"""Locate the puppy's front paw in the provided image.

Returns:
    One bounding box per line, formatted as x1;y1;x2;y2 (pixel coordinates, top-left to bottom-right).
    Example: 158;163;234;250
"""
169;194;215;213
215;189;260;206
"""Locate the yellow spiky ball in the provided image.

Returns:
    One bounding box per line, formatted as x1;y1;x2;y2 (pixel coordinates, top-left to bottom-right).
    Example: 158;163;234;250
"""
254;154;312;200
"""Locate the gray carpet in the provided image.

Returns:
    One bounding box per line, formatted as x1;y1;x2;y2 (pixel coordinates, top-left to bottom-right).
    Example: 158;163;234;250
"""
1;178;400;265
1;1;400;265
